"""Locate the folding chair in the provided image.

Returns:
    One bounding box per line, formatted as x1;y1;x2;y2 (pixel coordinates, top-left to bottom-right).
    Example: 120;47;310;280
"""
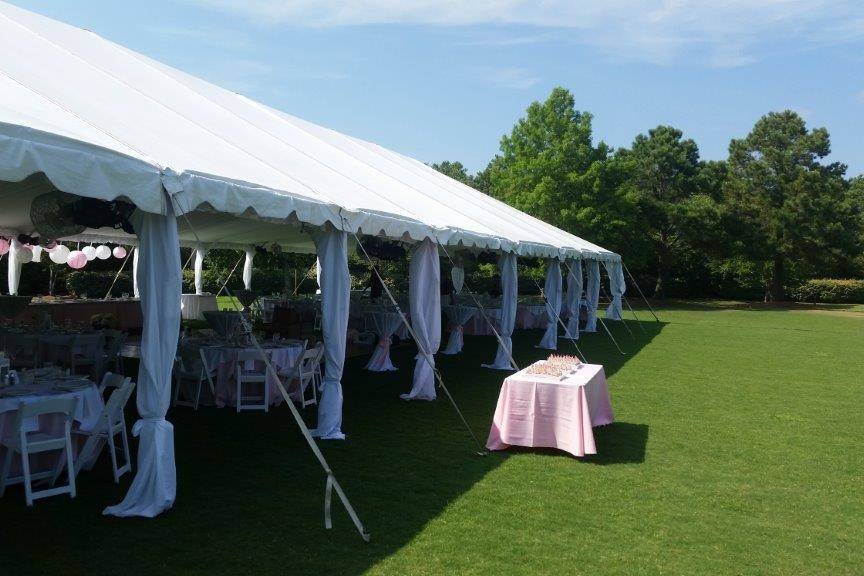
172;348;216;411
235;349;269;412
98;372;126;396
74;378;135;482
0;396;79;506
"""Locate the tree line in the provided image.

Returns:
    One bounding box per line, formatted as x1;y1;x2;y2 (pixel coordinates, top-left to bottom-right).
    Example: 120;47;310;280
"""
432;87;864;301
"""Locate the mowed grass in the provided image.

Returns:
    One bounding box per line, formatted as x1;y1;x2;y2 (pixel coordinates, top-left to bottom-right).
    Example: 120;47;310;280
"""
1;302;862;575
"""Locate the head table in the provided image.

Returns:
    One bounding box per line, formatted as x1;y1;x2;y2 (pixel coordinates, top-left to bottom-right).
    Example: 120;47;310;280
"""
0;372;103;478
486;361;614;458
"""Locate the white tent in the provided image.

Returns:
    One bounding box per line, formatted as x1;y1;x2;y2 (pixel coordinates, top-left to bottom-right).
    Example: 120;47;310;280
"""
0;1;622;524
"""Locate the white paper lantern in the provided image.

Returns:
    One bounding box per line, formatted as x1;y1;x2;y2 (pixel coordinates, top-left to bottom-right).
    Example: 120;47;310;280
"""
82;246;97;261
112;246;127;259
17;245;33;264
49;244;70;264
95;245;112;260
67;250;88;269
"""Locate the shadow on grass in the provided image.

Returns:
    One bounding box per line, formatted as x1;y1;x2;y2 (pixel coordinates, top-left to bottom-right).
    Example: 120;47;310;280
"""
0;318;664;576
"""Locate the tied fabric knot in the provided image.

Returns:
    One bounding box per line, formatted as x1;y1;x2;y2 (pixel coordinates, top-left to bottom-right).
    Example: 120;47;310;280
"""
376;337;390;349
132;417;170;436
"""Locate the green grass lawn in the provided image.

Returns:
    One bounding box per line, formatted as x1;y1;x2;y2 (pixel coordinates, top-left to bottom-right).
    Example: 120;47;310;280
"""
2;302;862;575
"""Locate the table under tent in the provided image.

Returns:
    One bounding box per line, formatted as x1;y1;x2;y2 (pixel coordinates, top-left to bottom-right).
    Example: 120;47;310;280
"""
0;1;632;537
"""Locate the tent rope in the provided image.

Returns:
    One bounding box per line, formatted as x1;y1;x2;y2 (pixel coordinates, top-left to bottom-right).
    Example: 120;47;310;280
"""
623;263;660;322
561;260;625;356
526;267;590;363
103;248;133;299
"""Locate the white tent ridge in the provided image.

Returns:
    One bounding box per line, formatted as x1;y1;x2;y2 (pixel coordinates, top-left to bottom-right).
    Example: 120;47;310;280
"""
0;0;618;262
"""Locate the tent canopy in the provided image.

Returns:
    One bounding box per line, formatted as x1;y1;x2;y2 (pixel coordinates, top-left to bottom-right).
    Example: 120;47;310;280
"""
0;0;618;262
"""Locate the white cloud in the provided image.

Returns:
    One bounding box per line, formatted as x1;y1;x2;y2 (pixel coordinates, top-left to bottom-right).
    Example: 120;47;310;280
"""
184;0;864;67
479;67;541;89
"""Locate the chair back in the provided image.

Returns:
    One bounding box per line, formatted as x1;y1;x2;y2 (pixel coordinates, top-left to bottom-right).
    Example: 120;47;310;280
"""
99;372;126;394
104;378;135;426
14;396;79;435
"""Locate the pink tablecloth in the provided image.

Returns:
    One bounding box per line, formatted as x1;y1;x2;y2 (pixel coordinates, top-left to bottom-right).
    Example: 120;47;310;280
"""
486;363;614;457
200;344;304;408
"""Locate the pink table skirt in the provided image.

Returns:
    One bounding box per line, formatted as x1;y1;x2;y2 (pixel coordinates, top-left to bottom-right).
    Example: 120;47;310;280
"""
486;363;614;457
200;345;304;408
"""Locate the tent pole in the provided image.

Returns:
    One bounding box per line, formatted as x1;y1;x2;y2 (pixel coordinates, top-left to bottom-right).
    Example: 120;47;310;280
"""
600;282;635;340
528;267;590;364
436;241;520;371
103;248;133;299
172;197;371;542
351;230;488;455
623;263;660;322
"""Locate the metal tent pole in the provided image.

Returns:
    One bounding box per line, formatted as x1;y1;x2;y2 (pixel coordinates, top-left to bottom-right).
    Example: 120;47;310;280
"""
623;263;660;322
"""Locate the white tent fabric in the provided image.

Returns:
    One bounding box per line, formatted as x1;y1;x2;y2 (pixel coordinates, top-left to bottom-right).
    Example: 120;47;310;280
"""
193;248;207;295
584;260;601;333
104;203;181;517
450;265;464;293
604;261;626;321
401;239;440;401
243;248;255;291
483;252;517;370
6;238;23;295
310;227;349;440
132;247;140;298
0;0;619;264
564;259;583;339
538;260;562;350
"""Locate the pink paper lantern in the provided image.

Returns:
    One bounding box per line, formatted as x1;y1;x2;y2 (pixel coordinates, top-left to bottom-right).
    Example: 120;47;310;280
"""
67;250;88;269
113;246;127;259
0;238;9;256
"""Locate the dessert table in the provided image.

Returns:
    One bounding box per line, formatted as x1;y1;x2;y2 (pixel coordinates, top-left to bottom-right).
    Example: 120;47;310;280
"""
198;342;305;408
440;305;477;355
486;362;614;457
0;375;103;478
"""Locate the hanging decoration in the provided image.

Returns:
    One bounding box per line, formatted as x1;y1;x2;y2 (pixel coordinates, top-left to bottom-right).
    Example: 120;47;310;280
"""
0;237;8;256
95;245;112;259
49;244;71;264
82;245;97;261
67;250;87;269
113;246;127;259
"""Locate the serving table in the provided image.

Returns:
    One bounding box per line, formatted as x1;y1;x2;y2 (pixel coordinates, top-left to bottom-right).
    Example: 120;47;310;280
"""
486;361;614;457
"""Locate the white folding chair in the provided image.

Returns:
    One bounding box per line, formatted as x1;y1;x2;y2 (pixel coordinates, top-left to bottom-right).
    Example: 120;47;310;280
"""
74;378;135;483
0;396;79;506
172;349;216;411
235;349;269;413
98;372;126;396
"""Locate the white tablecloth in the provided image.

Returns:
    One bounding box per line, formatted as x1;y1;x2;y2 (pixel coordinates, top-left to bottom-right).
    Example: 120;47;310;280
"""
180;294;219;320
441;305;477;355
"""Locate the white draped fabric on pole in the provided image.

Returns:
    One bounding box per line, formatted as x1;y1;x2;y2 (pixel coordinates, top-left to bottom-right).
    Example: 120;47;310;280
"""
104;201;181;517
193;247;207;295
365;312;401;371
7;238;23;295
401;239;440;401
604;261;626;320
440;306;475;355
242;248;255;291
584;260;601;333
483;251;517;369
450;265;464;293
564;259;583;339
310;226;349;440
538;259;562;350
132;247;140;298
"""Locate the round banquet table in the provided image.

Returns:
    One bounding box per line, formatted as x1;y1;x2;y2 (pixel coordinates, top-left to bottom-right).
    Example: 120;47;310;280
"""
0;377;103;479
516;304;549;329
199;342;305;408
364;311;402;371
440;305;477;355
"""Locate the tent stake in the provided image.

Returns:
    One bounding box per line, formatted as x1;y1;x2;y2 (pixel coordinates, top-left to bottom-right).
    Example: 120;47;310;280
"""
623;263;660;322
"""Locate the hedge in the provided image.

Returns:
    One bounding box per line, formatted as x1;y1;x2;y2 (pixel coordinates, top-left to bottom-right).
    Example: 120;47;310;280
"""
66;271;133;298
790;279;864;304
180;269;318;296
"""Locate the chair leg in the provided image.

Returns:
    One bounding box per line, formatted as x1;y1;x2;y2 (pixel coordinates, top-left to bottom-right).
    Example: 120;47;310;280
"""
107;430;120;483
236;378;242;413
264;379;270;413
120;423;132;476
65;434;77;499
194;379;202;411
21;444;33;507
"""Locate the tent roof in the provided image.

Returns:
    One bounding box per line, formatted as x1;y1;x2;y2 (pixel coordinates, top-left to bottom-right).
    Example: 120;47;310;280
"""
0;1;619;262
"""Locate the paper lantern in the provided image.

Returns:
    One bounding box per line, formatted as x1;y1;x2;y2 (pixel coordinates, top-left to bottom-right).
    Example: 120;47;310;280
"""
49;244;70;264
67;250;88;269
17;246;33;264
95;245;112;260
82;246;97;261
0;238;9;256
112;246;127;259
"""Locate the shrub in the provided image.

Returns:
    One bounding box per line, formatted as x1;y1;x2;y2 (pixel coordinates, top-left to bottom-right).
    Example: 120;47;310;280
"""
790;279;864;303
66;271;133;298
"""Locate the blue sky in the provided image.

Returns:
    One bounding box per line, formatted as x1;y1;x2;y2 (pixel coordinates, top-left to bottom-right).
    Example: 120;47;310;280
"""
10;0;864;176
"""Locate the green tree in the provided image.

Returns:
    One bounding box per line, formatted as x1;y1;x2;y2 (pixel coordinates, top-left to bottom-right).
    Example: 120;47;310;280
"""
430;160;475;187
725;110;857;300
616;125;704;297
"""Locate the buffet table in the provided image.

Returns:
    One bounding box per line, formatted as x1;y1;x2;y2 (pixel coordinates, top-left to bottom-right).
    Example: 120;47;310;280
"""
486;361;614;457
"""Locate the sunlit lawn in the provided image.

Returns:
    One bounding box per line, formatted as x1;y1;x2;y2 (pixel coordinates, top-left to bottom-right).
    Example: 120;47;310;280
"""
1;301;862;575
